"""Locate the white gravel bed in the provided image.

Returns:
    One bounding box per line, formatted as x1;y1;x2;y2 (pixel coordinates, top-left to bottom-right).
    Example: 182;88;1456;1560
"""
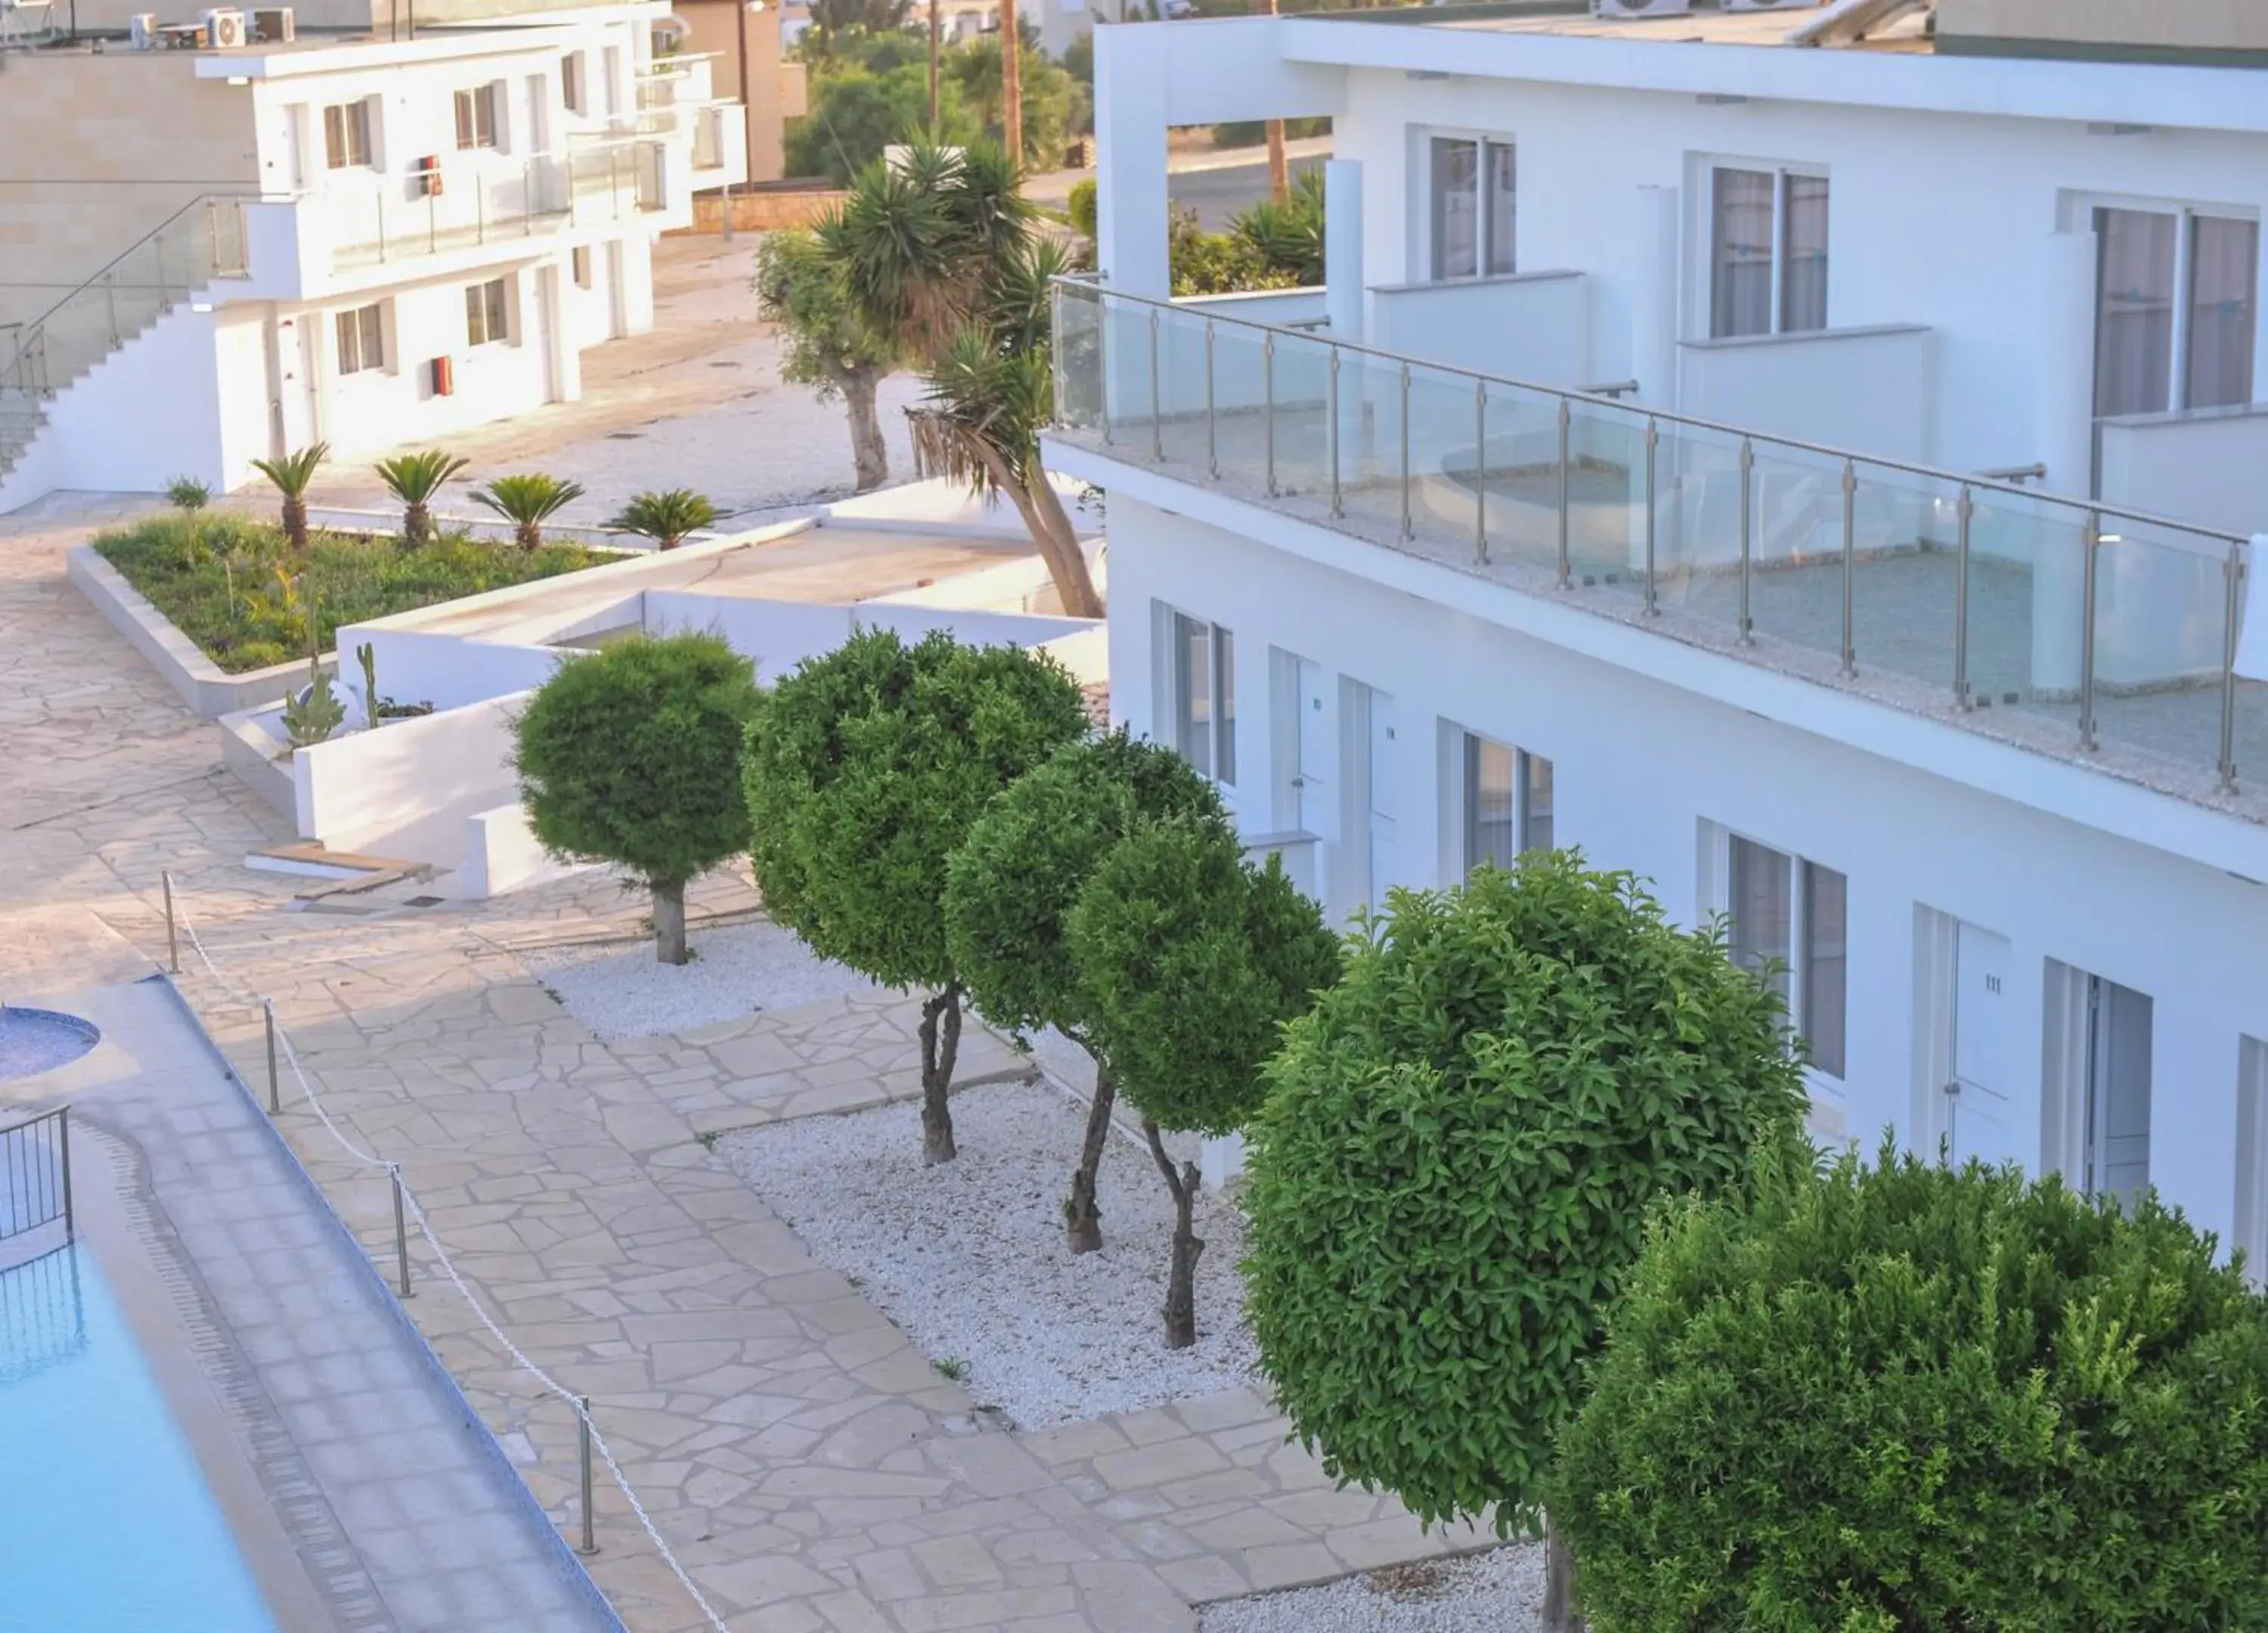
527;919;878;1040
723;1077;1258;1426
1200;1545;1545;1633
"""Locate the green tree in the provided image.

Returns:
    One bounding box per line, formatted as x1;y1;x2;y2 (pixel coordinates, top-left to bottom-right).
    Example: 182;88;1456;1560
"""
821;139;1103;617
1555;1141;2268;1633
945;37;1077;167
799;0;913;65
744;629;1087;1162
754;230;900;491
945;730;1225;1252
1067;176;1097;243
515;634;761;963
373;450;470;547
472;473;585;550
249;442;328;554
1230;166;1325;286
166;476;211;513
606;488;719;551
784;61;974;182
1067;819;1337;1346
1240;853;1809;1619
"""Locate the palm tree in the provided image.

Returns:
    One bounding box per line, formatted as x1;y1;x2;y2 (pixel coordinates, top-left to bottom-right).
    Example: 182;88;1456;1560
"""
471;473;585;550
249;442;329;554
605;489;720;551
373;451;470;547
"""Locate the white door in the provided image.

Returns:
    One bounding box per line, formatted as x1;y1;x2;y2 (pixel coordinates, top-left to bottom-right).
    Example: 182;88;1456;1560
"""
1295;659;1329;841
2087;979;2153;1209
1947;924;2026;1169
1366;690;1396;905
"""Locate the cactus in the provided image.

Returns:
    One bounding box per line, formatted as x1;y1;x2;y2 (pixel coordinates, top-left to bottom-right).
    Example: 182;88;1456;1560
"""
282;593;344;749
355;641;380;727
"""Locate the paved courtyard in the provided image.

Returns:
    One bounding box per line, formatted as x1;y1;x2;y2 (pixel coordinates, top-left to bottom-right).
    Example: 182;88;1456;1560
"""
0;507;1490;1629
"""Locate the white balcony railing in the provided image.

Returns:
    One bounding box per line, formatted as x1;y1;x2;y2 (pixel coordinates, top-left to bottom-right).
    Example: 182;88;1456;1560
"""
321;144;668;271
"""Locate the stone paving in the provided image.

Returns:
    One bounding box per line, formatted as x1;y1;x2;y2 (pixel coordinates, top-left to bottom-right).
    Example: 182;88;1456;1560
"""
0;507;1493;1631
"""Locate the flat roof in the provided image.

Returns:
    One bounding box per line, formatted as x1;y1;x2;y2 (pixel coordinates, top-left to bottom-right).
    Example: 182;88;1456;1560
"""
1413;4;1932;52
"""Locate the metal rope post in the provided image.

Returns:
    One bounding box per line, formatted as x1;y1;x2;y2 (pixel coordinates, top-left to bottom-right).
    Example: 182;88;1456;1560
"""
1839;458;1857;677
578;1399;599;1554
264;999;280;1116
163;872;179;974
392;1164;413;1297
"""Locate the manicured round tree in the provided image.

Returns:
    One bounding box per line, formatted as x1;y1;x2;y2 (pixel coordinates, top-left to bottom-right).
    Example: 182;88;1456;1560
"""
1241;851;1808;1616
944;730;1226;1252
1067;818;1339;1347
744;628;1087;1164
1554;1142;2268;1633
514;633;761;964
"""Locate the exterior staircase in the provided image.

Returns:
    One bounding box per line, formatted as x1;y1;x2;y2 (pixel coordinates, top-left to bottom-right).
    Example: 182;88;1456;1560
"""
0;196;251;497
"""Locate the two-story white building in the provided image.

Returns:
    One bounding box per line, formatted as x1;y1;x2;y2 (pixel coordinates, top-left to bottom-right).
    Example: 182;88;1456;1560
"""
0;0;745;509
1056;0;2268;1275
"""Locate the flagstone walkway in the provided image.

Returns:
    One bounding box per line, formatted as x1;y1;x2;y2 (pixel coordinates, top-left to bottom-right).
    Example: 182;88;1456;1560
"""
0;507;1487;1631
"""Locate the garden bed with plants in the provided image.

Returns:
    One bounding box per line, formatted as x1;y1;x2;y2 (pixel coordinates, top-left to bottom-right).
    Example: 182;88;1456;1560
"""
94;513;609;674
1200;1546;1543;1633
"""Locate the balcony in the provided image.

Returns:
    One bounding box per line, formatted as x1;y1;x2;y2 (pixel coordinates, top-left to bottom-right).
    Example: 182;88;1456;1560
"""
1368;271;1591;387
321;144;666;273
1049;278;2267;823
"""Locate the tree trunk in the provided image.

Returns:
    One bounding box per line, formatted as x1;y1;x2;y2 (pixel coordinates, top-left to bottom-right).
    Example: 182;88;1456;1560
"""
283;496;308;553
517;520;542;551
1542;1523;1584;1633
844;371;890;493
652;878;689;965
405;500;430;547
916;981;963;1164
1256;0;1287;200
1000;0;1022;168
1064;1055;1115;1254
1142;1119;1202;1349
1025;470;1105;618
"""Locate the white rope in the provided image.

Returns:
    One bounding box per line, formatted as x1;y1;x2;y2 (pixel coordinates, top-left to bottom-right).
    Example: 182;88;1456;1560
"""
164;878;732;1633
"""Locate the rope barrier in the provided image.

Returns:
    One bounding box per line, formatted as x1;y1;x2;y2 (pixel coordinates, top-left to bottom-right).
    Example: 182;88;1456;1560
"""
164;875;733;1633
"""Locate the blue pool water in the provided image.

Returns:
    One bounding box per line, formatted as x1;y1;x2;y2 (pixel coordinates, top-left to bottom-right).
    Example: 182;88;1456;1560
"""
0;1244;282;1632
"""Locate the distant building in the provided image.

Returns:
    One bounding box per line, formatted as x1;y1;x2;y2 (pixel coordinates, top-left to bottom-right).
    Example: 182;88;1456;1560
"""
1062;0;2268;1275
0;0;760;508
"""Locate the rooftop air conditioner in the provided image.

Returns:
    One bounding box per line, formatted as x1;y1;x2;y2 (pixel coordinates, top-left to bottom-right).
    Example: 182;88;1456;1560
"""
1590;0;1693;17
200;5;244;45
128;10;157;44
249;4;291;39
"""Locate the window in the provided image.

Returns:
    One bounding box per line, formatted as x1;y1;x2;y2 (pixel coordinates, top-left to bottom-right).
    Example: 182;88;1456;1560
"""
1459;731;1553;872
1429;135;1516;280
2239;1037;2267;1290
454;83;499;150
562;51;586;116
323;100;371;169
571;245;593;290
465;277;510;346
334;302;384;374
1168;609;1235;786
2094;205;2259;417
1709;166;1830;339
1724;834;1847;1079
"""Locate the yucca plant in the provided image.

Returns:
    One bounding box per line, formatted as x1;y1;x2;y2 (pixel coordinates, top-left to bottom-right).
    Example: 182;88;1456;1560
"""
249;442;329;554
373;450;469;547
471;473;585;550
605;489;718;552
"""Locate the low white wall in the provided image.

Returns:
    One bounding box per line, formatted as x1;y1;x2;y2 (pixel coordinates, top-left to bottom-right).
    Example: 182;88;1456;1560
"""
293;690;527;863
339;627;564;721
454;801;586;900
643;593;854;684
852;603;1095;650
2099;407;2268;541
1368;271;1591;389
5;303;228;506
823;478;1103;540
1173;287;1330;329
1678;324;1937;467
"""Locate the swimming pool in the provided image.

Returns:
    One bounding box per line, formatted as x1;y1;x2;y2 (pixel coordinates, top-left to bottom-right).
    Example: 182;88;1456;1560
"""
0;1243;283;1632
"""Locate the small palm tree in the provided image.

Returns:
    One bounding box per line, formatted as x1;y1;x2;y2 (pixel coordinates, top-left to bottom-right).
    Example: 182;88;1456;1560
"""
605;489;719;552
471;473;585;550
373;451;469;547
249;442;329;553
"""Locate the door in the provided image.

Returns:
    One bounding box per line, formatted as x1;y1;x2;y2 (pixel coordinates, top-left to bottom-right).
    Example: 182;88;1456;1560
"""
1366;689;1396;905
1294;659;1329;841
1947;924;2026;1169
271;311;317;458
2086;978;2153;1210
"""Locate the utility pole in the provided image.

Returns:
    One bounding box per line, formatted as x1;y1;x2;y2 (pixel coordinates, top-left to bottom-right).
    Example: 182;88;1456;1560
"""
928;0;942;130
1001;0;1023;168
1261;0;1287;200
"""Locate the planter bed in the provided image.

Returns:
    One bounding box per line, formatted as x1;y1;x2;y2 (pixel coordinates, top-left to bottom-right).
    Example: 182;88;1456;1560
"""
1200;1544;1545;1632
525;919;879;1040
723;1077;1257;1427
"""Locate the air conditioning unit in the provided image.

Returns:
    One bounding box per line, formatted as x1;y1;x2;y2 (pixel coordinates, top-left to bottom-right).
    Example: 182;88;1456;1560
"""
429;356;455;397
249;5;292;39
128;11;158;45
1590;0;1692;15
200;5;245;45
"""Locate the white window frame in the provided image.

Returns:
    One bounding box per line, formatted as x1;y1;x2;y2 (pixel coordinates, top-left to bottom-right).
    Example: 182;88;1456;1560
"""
1448;727;1552;876
334;301;386;375
454;82;500;152
1698;156;1830;339
1158;603;1235;791
322;99;372;170
1418;128;1517;283
465;276;511;347
2070;191;2262;416
1705;823;1847;1084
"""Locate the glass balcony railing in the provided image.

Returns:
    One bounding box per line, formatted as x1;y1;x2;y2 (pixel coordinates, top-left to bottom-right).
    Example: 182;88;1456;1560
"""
325;144;666;270
1049;277;2266;815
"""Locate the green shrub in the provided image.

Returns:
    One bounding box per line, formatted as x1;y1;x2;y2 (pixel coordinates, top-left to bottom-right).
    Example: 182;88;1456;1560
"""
1554;1142;2268;1633
94;515;606;672
1067;177;1097;242
1213;115;1330;149
1241;852;1810;1534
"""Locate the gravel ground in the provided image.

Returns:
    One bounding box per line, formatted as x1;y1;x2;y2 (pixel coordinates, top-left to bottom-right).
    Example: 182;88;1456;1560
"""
527;919;879;1040
723;1077;1259;1426
1200;1545;1545;1633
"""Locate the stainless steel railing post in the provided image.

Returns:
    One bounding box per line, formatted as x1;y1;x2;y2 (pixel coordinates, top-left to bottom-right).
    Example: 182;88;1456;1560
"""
1327;349;1342;517
578;1399;598;1554
2079;513;2101;751
391;1164;413;1298
1473;379;1487;564
264;998;280;1115
1204;319;1218;480
1098;296;1113;448
1398;362;1413;542
163;871;179;973
1839;458;1857;677
2219;541;2243;793
1737;437;1754;646
1148;308;1163;463
1556;397;1571;590
1954;485;1974;709
1263;332;1277;498
1643;417;1659;617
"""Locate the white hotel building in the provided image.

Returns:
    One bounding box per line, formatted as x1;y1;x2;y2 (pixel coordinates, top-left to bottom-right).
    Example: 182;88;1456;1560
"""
1054;0;2268;1272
